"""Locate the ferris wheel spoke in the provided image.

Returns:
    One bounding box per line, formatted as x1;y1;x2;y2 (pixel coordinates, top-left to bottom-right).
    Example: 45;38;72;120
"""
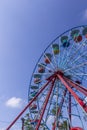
68;71;82;80
61;42;75;68
59;31;72;68
72;73;87;76
64;61;87;73
59;48;67;68
57;38;62;68
64;41;85;68
51;45;58;67
65;72;82;80
38;63;54;72
82;77;87;83
70;50;87;65
69;70;85;79
59;31;72;65
70;64;86;73
44;53;56;70
63;45;78;68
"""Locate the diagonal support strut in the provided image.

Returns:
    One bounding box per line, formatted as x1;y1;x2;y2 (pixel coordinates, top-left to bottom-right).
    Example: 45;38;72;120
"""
57;74;87;115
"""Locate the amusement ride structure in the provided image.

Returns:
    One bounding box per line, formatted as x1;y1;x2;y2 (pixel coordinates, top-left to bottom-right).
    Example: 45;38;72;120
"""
6;26;87;130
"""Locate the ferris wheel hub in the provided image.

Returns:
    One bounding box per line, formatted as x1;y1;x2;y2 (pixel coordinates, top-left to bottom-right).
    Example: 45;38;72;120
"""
56;70;64;76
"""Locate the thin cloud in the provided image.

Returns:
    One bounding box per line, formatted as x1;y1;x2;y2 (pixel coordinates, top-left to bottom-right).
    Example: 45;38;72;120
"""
0;128;5;130
5;97;23;108
83;9;87;19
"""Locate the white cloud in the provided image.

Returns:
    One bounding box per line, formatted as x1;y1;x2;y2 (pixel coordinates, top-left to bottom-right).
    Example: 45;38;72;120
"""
47;115;54;129
84;96;87;103
5;97;23;108
85;96;87;101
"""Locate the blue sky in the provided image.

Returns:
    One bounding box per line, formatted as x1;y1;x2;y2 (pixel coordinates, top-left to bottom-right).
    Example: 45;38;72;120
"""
0;0;87;129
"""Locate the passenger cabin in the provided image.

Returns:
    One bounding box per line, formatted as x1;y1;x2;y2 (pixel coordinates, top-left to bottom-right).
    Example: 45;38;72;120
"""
44;53;52;64
33;74;41;84
71;29;82;43
52;44;59;54
61;36;70;47
38;63;45;73
82;27;87;38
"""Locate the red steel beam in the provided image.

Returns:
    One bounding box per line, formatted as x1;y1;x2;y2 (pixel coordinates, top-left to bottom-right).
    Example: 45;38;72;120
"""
69;92;71;121
64;77;87;96
52;89;67;130
35;78;56;130
65;76;87;92
69;92;71;130
57;74;87;114
6;78;52;130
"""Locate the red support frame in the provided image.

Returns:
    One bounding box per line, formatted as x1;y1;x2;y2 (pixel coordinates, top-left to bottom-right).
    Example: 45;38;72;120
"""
52;89;67;130
69;92;71;122
64;77;87;96
69;92;71;130
6;71;87;130
21;118;24;130
6;78;53;130
35;78;56;130
57;74;87;114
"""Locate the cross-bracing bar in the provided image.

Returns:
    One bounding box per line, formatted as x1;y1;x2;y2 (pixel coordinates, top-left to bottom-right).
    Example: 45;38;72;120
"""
52;88;67;130
35;77;56;130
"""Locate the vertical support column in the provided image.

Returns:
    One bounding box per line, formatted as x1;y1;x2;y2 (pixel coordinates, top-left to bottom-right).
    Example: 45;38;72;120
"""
21;118;25;130
69;92;71;130
69;92;71;121
35;78;56;130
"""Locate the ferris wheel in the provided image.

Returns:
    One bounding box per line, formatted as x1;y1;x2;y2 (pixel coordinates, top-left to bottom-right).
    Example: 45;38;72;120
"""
6;26;87;130
28;25;87;130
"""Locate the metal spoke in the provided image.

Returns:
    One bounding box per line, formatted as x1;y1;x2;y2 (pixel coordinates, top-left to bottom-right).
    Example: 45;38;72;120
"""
44;53;55;70
62;39;75;67
64;61;87;73
51;44;58;68
64;39;85;68
38;63;54;72
70;51;87;65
